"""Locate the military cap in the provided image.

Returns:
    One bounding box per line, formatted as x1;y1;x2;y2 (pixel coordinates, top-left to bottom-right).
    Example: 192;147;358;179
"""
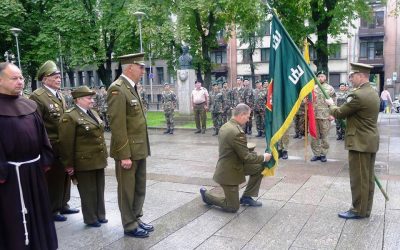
247;142;256;151
71;86;96;99
212;82;218;86
339;82;346;87
164;82;170;86
118;52;145;66
349;62;373;75
36;60;60;81
316;70;326;76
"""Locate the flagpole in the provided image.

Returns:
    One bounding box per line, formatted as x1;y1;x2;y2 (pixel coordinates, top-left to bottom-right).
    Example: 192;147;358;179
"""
304;99;308;162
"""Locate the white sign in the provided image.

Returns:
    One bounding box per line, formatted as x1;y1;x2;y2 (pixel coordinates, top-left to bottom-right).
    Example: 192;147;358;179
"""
393;72;397;81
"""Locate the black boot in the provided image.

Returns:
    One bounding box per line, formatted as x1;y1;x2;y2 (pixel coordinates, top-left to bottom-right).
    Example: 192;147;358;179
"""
255;131;263;137
169;129;174;134
163;128;170;134
282;150;288;159
336;135;342;140
293;133;299;139
212;128;219;136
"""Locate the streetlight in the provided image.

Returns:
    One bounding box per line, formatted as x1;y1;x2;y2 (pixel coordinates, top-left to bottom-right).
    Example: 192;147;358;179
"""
133;11;145;53
58;34;65;87
10;27;22;69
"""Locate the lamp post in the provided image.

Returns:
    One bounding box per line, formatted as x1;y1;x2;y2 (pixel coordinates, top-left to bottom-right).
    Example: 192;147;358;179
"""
133;11;145;53
10;27;22;69
58;34;65;87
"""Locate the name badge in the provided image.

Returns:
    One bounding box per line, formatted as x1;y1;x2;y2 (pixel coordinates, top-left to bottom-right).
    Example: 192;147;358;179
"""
130;99;138;106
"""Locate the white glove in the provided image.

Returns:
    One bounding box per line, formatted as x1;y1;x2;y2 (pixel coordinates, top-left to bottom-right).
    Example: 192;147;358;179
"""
263;153;272;162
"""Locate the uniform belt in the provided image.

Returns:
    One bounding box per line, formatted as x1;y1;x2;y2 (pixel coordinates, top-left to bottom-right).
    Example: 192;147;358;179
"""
8;154;41;246
194;102;205;105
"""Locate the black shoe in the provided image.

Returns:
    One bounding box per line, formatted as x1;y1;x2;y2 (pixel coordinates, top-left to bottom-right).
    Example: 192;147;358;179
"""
320;155;327;162
293;133;299;139
240;196;262;207
124;228;149;238
60;208;80;214
53;214;67;222
298;135;303;139
282;151;288;160
98;219;108;224
194;129;201;134
200;187;212;205
247;129;252;135
255;131;263;137
169;129;174;134
138;219;154;232
310;156;321;162
336;135;342;140
86;221;101;227
338;210;364;219
163;129;170;134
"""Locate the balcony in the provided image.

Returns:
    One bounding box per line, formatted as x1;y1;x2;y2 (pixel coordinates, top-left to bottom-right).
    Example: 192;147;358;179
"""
358;57;384;66
359;26;385;38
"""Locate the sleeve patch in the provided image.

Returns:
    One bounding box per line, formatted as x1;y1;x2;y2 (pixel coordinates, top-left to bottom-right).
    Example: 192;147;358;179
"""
62;118;69;123
111;91;119;95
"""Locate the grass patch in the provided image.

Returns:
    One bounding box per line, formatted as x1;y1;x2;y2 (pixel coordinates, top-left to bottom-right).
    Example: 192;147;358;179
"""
146;111;213;128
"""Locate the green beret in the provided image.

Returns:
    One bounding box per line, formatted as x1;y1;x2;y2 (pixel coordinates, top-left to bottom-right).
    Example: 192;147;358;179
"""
71;86;96;99
36;60;60;81
118;52;145;66
339;82;346;86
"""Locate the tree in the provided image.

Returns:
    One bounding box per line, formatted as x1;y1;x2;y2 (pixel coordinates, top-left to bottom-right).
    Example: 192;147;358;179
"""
270;0;371;73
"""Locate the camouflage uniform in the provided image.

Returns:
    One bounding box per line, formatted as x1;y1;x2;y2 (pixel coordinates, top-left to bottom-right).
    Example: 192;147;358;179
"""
311;82;336;159
95;91;110;131
225;88;239;120
278;130;290;159
210;87;225;135
64;91;74;109
138;87;148;113
240;86;254;135
293;101;305;138
253;87;267;137
335;88;348;140
161;88;177;134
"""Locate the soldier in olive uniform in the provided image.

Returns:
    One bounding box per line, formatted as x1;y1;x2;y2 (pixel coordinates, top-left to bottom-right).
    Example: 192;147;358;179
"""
253;80;267;138
210;82;225;136
161;82;177;134
240;79;255;135
199;104;271;212
310;71;336;162
335;83;348;140
107;53;153;238
30;60;79;221
326;63;380;219
58;86;108;227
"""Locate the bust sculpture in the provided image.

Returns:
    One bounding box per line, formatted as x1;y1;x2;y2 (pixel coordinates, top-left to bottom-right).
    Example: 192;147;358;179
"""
178;45;193;70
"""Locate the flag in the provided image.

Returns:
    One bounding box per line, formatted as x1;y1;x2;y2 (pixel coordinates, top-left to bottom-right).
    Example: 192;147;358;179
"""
263;14;316;176
303;39;317;139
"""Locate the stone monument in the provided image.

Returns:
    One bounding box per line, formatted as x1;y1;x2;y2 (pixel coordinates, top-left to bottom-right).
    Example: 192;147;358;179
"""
177;46;196;115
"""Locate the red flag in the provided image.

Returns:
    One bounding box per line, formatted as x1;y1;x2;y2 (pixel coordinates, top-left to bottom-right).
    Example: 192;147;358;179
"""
266;80;273;111
307;91;317;138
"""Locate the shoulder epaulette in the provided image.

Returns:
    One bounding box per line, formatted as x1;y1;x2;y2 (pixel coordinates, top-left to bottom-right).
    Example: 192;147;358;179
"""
33;88;45;96
65;107;75;113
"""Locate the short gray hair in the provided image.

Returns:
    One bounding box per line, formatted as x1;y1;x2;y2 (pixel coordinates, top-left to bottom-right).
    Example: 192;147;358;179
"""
233;103;250;117
0;62;12;76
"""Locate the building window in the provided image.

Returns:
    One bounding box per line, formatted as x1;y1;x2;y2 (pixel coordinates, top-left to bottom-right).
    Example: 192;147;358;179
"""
211;51;226;64
329;73;340;88
261;74;270;82
242;49;252;63
145;68;150;85
329;46;341;59
309;46;317;61
361;11;384;28
77;71;84;86
260;48;270;62
156;67;164;85
260;21;271;36
87;71;94;86
360;39;383;59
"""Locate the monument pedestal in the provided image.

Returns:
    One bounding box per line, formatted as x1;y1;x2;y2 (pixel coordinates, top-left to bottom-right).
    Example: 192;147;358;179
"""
176;69;196;115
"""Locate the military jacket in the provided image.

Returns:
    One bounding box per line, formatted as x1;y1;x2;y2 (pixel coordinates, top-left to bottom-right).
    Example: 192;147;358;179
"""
213;119;264;185
58;106;108;171
107;77;150;160
314;83;336;119
253;88;267;112
240;87;254;109
30;87;66;154
210;91;225;113
161;90;177;112
330;82;380;153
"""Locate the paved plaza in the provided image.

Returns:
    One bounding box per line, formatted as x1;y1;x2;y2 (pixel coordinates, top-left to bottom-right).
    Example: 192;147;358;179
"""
57;113;400;250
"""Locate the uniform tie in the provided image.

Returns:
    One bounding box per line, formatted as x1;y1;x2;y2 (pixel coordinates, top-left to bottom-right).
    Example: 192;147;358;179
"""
87;110;98;123
56;91;62;101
